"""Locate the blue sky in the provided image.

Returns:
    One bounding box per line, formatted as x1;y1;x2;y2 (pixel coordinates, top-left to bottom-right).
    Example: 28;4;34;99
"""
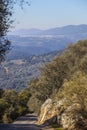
12;0;87;30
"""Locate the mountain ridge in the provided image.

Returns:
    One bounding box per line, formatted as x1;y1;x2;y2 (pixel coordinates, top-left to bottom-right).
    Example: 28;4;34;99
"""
8;24;87;36
7;24;87;60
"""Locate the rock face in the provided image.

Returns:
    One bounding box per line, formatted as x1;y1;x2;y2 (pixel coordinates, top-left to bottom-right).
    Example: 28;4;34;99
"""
38;98;66;125
60;104;87;130
38;99;53;124
38;99;87;130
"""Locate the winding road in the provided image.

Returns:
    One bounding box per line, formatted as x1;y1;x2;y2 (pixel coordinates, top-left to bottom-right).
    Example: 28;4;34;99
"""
0;114;42;130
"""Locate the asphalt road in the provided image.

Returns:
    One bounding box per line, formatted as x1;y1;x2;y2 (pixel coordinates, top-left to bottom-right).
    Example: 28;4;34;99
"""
0;114;42;130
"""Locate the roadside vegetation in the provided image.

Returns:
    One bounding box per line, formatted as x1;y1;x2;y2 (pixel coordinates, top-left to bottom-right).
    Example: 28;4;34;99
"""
28;39;87;114
0;89;31;123
0;39;87;124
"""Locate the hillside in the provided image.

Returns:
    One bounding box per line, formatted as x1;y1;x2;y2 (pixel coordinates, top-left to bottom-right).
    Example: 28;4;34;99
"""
28;39;87;130
0;39;87;130
0;50;61;91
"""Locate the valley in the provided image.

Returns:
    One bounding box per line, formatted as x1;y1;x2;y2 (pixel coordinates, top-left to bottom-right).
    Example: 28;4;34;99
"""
1;24;87;91
0;51;61;91
7;24;87;60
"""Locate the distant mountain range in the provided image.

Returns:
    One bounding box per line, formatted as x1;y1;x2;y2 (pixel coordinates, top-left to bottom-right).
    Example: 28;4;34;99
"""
7;24;87;60
8;24;87;36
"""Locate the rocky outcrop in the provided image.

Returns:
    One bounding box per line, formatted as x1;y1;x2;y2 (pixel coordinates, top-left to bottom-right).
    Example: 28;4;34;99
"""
38;99;53;124
38;99;87;130
60;104;87;130
38;98;66;125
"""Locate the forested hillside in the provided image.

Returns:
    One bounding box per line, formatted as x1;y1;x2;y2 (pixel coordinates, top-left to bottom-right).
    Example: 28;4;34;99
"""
0;39;87;127
0;51;61;91
0;39;87;129
28;39;87;114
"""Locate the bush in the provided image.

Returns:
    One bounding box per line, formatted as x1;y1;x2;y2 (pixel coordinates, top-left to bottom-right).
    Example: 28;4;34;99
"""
28;39;87;113
58;71;87;111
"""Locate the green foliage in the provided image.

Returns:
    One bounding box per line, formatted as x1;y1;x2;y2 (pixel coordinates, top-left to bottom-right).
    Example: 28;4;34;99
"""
58;71;87;110
2;90;18;105
55;128;64;130
79;55;87;73
0;89;31;123
0;0;29;62
17;105;27;116
0;89;4;98
0;0;12;62
27;95;42;114
0;99;9;118
18;89;31;114
28;39;87;113
18;89;31;106
1;39;87;123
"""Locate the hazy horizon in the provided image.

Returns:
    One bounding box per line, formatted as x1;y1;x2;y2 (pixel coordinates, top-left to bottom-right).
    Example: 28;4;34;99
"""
9;24;87;32
11;0;87;30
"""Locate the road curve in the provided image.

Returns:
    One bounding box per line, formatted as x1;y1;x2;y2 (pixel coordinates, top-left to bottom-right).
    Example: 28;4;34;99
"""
0;114;42;130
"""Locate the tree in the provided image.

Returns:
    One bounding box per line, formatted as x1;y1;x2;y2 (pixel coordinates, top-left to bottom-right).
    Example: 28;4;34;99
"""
0;0;29;63
58;71;87;111
0;99;9;118
18;89;31;114
27;40;87;113
0;0;12;62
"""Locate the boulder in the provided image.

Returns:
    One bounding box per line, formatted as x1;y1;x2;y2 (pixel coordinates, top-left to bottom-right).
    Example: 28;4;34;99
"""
38;98;87;130
60;104;87;130
38;99;53;124
38;98;66;125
